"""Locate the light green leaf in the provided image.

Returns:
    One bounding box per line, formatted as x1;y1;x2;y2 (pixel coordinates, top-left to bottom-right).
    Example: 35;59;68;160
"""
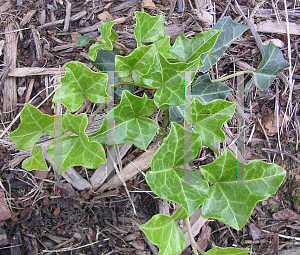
205;247;249;255
153;35;174;59
9;103;59;150
134;11;165;47
201;149;286;230
115;45;156;78
170;29;222;62
170;73;232;123
22;146;48;171
89;90;159;150
200;17;249;72
247;42;289;90
140;213;185;255
88;44;105;62
47;114;106;175
146;122;209;216
88;21;118;61
53;61;109;112
141;52;201;109
187;98;236;146
76;36;91;47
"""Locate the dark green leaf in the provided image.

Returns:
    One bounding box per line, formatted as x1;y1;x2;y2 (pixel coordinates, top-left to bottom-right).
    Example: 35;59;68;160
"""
76;36;92;47
200;17;249;72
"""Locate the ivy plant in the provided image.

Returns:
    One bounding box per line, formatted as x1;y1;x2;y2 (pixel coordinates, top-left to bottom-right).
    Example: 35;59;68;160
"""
10;12;289;255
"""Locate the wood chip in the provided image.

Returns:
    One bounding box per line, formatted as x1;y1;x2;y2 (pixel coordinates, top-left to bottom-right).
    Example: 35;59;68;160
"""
0;1;11;14
8;67;62;77
20;10;36;27
113;17;128;24
273;209;300;221
52;42;78;51
109;0;139;14
63;0;72;31
255;20;300;35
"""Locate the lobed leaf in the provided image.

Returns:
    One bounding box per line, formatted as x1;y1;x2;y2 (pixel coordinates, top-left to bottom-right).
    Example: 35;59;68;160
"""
170;29;222;62
53;61;109;112
200;17;249;72
140;52;201;109
9;104;59;150
187;98;236;146
170;73;232;123
247;42;289;91
146;122;209;216
140;213;185;255
201;149;286;230
89;90;159;150
47;114;106;175
134;11;165;47
153;35;175;59
22;146;48;171
205;247;249;255
115;45;156;78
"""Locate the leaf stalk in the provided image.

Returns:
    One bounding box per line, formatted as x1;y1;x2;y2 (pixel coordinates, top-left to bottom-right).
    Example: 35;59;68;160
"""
212;70;254;82
186;217;206;255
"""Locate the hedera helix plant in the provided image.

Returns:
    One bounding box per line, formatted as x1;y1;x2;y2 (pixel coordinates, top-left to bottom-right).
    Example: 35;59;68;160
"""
9;12;289;255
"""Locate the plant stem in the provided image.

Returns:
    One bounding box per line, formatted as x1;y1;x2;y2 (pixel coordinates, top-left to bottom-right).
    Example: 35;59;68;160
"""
186;217;206;255
162;109;169;130
212;70;254;83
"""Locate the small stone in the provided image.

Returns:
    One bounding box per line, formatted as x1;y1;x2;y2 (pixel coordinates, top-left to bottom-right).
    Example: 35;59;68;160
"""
248;223;261;241
73;233;82;240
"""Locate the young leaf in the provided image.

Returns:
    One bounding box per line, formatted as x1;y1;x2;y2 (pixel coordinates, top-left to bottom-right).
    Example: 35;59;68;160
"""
200;149;286;230
153;35;174;59
187;98;236;146
53;61;109;112
134;11;165;47
200;17;249;73
88;44;105;62
9;104;59;150
47;114;106;175
22;146;48;171
140;52;201;109
140;213;185;255
205;247;249;255
246;42;289;91
146;122;209;216
89;90;159;150
169;73;232;122
76;36;92;47
115;44;156;78
170;29;222;62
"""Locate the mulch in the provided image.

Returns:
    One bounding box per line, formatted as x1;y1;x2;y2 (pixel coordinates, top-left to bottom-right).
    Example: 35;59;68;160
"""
0;0;300;254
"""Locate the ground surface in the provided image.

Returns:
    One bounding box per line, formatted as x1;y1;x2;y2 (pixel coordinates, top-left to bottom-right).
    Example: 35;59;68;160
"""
0;0;300;254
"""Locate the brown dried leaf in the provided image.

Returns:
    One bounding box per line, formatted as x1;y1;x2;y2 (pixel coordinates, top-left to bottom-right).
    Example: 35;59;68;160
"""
142;0;156;9
53;206;60;217
98;11;113;21
130;240;147;250
0;189;11;222
272;209;300;221
196;224;211;251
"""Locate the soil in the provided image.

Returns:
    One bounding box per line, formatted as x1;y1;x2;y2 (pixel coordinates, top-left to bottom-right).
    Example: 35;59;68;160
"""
0;0;300;254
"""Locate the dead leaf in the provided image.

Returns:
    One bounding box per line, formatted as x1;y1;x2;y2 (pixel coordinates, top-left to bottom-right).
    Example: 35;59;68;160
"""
53;206;60;217
34;170;48;179
272;208;300;221
0;189;11;222
17;86;26;97
98;11;113;21
262;112;286;136
255;20;300;35
196;9;213;25
71;32;81;42
142;0;156;9
130;240;147;250
56;183;75;198
196;224;211;251
263;39;284;48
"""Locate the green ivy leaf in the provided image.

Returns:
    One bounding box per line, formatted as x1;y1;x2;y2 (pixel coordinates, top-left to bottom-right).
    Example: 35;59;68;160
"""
140;213;185;255
153;35;175;59
115;45;156;78
22;146;48;171
200;17;249;72
9;104;59;150
247;42;289;90
201;149;286;230
134;11;165;47
187;98;236;146
76;36;92;47
141;52;201;109
205;247;249;255
146;122;209;216
92;49;120;72
53;61;109;112
89;90;159;150
48;114;106;175
170;73;232;123
88;21;118;61
170;29;222;62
